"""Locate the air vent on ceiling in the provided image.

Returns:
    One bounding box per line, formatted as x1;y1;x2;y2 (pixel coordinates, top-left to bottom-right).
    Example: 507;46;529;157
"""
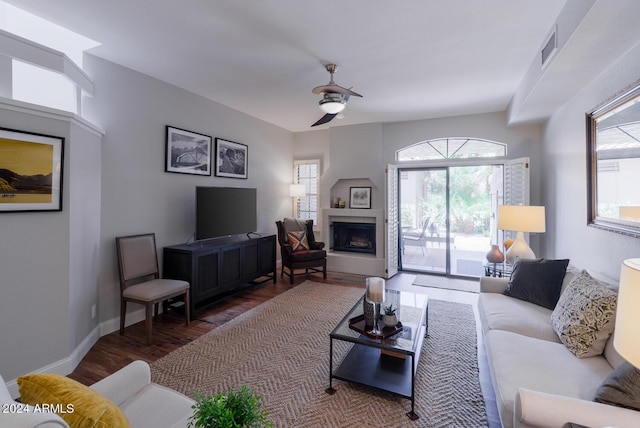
541;27;557;68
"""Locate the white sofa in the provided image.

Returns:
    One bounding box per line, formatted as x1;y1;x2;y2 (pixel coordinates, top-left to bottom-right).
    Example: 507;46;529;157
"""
479;268;640;428
0;360;194;428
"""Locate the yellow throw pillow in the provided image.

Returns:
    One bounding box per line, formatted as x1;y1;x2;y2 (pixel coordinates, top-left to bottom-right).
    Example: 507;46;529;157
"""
17;373;130;428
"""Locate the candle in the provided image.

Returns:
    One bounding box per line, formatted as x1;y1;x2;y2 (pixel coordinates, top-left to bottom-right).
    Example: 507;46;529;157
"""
366;277;385;303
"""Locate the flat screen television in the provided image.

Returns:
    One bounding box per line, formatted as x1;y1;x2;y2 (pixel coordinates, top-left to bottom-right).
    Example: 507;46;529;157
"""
195;186;257;241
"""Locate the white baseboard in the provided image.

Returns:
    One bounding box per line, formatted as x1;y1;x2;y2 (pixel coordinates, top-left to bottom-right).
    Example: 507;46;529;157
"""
99;307;146;337
5;308;147;399
6;324;101;398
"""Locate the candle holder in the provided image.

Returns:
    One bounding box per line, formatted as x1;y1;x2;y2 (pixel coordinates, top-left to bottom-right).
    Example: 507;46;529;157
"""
365;277;385;336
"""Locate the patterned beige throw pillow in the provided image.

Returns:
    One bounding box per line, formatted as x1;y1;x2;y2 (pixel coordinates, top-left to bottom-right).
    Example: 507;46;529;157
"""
550;270;617;358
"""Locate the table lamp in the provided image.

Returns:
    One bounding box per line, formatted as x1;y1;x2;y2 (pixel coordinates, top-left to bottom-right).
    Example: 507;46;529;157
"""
497;205;546;265
614;258;640;369
365;277;385;336
619;206;640;221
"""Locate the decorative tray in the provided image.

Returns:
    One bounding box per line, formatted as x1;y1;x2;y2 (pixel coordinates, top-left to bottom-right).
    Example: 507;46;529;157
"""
348;314;403;339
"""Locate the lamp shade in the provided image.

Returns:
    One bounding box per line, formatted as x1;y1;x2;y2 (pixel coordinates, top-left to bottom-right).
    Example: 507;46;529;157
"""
614;258;640;369
619;206;640;221
289;184;306;197
497;205;546;233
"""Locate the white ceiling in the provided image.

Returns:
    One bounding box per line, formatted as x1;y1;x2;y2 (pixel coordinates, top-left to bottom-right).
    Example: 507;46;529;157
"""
5;1;640;132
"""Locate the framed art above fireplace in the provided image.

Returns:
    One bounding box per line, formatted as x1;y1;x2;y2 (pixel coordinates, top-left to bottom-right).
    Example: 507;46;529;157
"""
349;186;371;209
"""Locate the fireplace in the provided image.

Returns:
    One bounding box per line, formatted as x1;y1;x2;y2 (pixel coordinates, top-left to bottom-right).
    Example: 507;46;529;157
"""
332;222;376;255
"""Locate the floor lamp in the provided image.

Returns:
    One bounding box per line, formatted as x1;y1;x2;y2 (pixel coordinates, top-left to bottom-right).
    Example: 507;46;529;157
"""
497;205;546;265
290;184;306;217
614;258;640;369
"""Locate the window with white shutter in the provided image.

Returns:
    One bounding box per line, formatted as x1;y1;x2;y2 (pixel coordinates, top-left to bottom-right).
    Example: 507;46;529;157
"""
293;159;320;225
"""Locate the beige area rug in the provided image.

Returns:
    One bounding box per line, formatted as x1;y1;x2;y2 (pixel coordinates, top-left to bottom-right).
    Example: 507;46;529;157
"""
151;281;487;427
413;274;480;293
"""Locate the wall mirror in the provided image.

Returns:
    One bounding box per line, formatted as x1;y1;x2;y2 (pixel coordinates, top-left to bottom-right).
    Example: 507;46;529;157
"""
587;80;640;237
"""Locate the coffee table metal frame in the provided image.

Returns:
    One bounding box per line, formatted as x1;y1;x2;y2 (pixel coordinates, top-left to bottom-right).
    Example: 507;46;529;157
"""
326;290;428;420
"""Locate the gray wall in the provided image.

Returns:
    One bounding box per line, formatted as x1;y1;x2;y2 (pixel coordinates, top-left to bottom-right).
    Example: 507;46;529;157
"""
82;54;294;328
294;111;544;252
0;103;102;381
542;41;640;280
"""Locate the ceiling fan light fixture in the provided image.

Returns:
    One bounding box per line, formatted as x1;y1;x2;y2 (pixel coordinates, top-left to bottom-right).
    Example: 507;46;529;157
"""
319;95;346;114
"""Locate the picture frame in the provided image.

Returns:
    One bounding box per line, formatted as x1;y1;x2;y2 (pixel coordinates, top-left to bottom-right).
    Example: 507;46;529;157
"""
215;138;248;179
165;126;212;176
0;127;64;213
349;186;372;209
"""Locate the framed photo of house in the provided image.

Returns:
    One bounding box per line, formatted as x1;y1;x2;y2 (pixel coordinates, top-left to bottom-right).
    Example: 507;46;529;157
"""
165;126;212;176
0;127;64;213
215;138;248;179
349;186;371;209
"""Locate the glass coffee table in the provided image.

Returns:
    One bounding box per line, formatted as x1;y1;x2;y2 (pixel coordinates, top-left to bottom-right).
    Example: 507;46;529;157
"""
326;289;429;420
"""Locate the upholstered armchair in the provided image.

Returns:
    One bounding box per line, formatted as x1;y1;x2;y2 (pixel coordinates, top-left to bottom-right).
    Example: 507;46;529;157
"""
275;218;327;284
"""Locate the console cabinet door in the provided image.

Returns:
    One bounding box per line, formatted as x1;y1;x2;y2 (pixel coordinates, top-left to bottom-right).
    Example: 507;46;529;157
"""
195;251;220;300
241;240;259;280
220;246;242;289
258;235;276;277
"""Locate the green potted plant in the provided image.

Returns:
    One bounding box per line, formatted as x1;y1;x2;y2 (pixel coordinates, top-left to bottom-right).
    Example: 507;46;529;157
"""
382;304;398;327
188;385;273;428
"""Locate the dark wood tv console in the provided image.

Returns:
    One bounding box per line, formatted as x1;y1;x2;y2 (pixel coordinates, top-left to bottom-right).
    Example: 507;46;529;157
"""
163;234;276;319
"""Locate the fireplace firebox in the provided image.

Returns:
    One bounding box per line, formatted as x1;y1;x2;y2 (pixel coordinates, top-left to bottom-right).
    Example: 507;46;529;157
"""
332;222;376;254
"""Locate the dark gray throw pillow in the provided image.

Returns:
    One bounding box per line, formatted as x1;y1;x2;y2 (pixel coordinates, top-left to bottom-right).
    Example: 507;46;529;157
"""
503;258;570;309
594;361;640;411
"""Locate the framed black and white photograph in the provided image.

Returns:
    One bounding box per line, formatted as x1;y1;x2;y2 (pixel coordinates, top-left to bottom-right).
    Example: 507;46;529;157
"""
349;186;371;209
215;138;248;179
165;126;212;176
0;127;64;212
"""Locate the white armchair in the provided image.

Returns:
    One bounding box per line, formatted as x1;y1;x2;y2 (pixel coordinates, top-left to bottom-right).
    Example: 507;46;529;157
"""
1;360;194;428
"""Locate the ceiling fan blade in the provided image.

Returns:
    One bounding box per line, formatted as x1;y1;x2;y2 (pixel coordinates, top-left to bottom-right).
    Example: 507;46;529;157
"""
312;84;362;97
311;113;337;127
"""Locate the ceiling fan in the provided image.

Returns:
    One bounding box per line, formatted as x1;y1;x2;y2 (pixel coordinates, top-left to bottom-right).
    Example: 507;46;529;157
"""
311;64;362;127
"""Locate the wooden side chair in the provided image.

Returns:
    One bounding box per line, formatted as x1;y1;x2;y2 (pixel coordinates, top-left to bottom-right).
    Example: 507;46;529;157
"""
115;233;190;345
276;218;327;284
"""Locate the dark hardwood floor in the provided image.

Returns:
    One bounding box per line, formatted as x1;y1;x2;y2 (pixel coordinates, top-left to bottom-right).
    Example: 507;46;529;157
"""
68;271;366;386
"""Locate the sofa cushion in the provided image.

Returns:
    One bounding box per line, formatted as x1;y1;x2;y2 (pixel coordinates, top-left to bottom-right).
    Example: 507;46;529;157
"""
17;373;130;427
485;329;613;428
593;361;640;411
551;270;617;358
287;230;310;252
478;292;560;343
503;258;570;309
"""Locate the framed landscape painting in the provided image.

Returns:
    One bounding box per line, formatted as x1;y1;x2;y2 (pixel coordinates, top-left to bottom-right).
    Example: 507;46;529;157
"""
0;127;64;212
215;138;248;179
350;186;371;209
165;126;212;176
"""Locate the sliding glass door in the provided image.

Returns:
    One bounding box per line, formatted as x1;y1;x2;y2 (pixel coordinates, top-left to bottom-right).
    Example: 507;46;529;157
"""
399;164;503;277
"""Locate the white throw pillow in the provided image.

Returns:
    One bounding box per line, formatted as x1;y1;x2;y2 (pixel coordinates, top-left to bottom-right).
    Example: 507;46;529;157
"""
550;270;617;358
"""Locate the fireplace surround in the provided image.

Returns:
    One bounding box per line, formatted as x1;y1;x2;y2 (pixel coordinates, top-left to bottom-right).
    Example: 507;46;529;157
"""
332;222;376;254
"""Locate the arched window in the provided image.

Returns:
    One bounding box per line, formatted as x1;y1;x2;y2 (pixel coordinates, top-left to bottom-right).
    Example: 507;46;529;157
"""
396;138;506;161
